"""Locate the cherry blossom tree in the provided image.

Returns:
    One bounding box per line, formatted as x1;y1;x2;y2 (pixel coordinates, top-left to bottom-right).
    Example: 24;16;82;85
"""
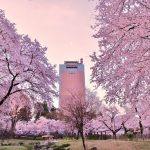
16;117;67;136
84;118;107;136
86;88;102;114
16;121;38;136
123;98;150;138
98;105;123;139
84;104;138;139
0;92;31;137
61;91;98;150
62;100;88;150
90;0;150;105
0;10;58;106
36;117;67;135
120;113;133;135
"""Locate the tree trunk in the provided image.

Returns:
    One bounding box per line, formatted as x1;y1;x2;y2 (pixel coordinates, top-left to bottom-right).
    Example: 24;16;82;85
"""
76;130;80;139
101;131;103;140
139;121;144;140
80;131;86;150
11;117;17;138
122;123;128;135
113;132;117;139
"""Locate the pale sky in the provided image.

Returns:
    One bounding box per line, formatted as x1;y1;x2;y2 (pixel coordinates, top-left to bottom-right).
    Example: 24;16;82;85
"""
0;0;105;106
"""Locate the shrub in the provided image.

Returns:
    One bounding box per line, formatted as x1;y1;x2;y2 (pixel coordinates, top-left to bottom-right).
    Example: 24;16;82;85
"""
50;143;70;150
127;131;134;141
18;142;24;145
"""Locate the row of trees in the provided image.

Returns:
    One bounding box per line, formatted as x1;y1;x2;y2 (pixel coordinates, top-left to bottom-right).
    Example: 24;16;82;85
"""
1;88;150;150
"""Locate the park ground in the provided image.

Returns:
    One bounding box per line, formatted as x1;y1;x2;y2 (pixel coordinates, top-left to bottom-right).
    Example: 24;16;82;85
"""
0;139;150;150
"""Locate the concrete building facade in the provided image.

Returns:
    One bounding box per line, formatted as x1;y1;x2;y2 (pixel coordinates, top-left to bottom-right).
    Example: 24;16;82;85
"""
59;59;85;109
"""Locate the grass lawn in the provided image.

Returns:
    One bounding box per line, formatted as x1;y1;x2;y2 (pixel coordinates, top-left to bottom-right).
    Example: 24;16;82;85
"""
0;146;27;150
0;139;37;150
1;139;150;150
57;139;150;150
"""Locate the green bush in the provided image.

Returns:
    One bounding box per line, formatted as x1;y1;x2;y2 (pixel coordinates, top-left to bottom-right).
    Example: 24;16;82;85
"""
50;143;70;150
18;142;24;146
127;131;134;141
